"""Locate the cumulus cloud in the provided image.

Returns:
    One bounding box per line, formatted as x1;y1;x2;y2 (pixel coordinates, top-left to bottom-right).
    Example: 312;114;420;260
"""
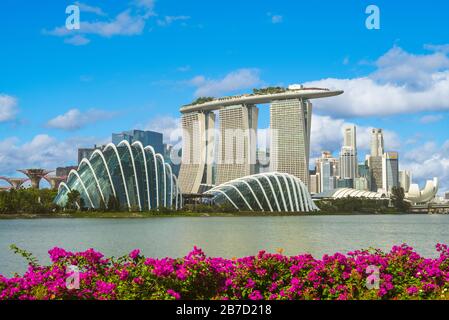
44;1;160;45
144;115;182;145
310;115;400;157
401;141;449;194
424;43;449;54
0;135;104;177
189;68;263;97
305;45;449;117
0;94;18;122
46;109;116;131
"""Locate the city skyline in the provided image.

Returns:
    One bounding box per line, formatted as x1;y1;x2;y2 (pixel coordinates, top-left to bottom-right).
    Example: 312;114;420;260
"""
1;1;449;194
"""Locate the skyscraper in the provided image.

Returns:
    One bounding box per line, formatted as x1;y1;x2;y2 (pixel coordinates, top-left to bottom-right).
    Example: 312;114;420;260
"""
178;112;215;194
369;128;385;192
339;146;357;179
178;86;344;194
382;151;399;193
368;156;383;192
112;130;163;155
371;128;384;157
216;104;258;185
339;125;358;180
270;99;312;187
399;170;412;193
343;125;357;149
315;151;339;193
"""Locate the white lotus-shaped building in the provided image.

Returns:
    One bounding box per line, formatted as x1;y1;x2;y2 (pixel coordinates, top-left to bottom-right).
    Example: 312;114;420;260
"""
54;141;182;210
204;172;319;212
405;177;439;204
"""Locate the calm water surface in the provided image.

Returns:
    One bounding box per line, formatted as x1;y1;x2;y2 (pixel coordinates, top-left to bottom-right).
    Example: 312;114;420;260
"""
1;214;449;276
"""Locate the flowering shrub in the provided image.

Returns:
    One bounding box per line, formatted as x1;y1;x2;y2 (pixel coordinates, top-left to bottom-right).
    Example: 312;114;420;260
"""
1;244;449;300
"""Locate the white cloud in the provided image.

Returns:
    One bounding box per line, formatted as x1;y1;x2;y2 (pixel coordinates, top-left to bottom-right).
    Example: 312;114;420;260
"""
424;43;449;54
419;114;444;124
0;135;103;177
46;109;116;131
401;141;449;194
372;46;449;89
74;2;106;16
309;115;400;157
0;94;18;122
64;35;90;46
134;0;156;17
304;45;449;117
144;115;182;145
47;10;146;38
189;68;263;97
157;15;190;27
271;15;283;24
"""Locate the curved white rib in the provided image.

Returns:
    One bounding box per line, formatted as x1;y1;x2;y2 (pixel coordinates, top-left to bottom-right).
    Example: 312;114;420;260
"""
68;170;94;208
205;172;316;213
132;141;151;210
144;145;159;207
260;175;281;211
270;173;288;211
247;176;273;212
288;175;300;211
173;175;179;210
90;149;116;197
104;143;131;209
79;158;106;207
294;179;305;212
156;154;166;207
58;181;70;193
215;190;239;210
280;174;294;212
222;184;253;211
236;180;264;211
58;182;81;210
165;164;173;208
118;140;142;211
300;183;310;211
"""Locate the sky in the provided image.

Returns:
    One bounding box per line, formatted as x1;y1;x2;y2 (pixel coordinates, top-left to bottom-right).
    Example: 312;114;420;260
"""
0;0;449;193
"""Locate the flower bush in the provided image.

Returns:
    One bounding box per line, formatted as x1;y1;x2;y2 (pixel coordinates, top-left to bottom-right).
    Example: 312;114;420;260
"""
1;244;449;300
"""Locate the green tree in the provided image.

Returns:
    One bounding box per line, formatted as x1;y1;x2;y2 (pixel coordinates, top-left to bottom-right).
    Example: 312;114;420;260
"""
391;187;411;213
107;195;121;211
66;190;82;210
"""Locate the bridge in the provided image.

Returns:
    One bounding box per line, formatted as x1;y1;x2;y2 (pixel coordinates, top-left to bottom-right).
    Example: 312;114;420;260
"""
410;203;449;214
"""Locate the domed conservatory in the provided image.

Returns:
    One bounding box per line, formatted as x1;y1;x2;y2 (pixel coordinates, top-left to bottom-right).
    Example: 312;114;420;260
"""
204;172;319;212
55;141;182;210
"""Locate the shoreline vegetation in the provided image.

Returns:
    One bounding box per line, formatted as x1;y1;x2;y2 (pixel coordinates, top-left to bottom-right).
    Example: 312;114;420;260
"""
2;244;449;300
0;187;422;219
0;210;422;219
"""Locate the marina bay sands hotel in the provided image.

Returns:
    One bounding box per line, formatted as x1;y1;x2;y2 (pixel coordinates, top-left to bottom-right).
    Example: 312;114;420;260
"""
178;85;343;194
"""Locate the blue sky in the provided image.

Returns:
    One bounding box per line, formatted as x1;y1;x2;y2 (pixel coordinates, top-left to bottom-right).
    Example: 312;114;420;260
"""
1;0;449;192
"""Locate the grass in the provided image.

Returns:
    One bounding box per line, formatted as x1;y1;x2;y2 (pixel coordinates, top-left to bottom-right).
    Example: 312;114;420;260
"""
0;210;414;219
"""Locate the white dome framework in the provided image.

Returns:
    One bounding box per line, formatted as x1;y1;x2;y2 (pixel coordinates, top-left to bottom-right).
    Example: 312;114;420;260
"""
54;141;182;211
205;172;319;212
